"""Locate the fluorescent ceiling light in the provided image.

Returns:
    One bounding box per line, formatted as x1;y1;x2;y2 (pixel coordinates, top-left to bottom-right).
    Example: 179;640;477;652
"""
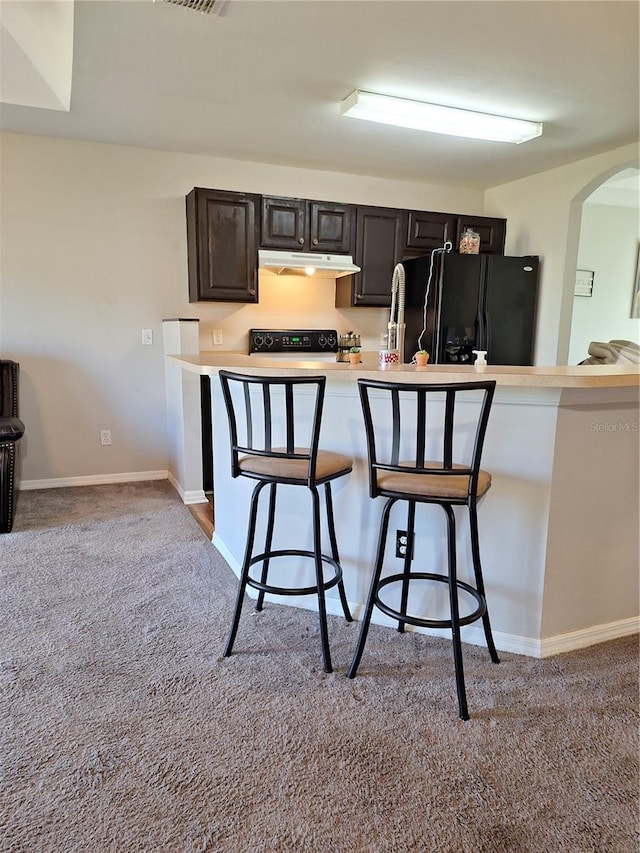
340;90;543;144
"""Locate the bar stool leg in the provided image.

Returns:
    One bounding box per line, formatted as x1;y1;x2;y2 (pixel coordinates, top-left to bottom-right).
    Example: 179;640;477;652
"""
397;500;416;633
256;483;277;612
311;486;332;673
324;482;353;622
223;480;267;658
347;497;397;678
469;501;500;664
443;504;469;721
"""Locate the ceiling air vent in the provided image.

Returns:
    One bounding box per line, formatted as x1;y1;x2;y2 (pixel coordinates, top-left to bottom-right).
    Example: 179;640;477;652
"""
158;0;228;14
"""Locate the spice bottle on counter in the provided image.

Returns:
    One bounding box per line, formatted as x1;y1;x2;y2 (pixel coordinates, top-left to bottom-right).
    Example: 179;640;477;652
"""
459;228;480;254
338;331;360;362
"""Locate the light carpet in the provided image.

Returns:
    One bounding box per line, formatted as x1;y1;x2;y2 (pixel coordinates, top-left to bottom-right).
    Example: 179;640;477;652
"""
1;482;638;852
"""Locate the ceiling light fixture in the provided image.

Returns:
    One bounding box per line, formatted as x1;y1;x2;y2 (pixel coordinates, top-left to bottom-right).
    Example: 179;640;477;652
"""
340;90;543;144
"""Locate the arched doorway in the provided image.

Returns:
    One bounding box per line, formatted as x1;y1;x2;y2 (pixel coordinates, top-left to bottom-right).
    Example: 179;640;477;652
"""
558;163;639;364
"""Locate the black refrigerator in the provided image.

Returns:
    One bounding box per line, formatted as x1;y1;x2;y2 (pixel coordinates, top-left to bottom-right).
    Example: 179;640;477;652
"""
402;253;539;365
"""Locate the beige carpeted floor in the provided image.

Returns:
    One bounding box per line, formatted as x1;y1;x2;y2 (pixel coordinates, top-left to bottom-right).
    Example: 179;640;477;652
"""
1;481;638;852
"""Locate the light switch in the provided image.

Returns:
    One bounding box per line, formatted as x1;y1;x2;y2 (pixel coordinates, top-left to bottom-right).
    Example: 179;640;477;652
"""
141;329;153;346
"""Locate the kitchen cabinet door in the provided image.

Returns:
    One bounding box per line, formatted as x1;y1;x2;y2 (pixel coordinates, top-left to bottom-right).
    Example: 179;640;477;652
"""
260;196;307;249
456;214;506;255
308;201;353;253
405;210;457;252
337;206;407;307
187;188;259;303
261;196;353;253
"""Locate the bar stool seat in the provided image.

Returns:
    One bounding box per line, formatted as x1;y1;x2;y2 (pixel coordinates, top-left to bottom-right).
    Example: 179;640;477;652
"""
347;378;500;720
218;371;353;673
238;448;352;482
376;462;492;499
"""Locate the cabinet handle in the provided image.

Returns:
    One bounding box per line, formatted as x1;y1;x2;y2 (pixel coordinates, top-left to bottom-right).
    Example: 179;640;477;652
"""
249;288;256;296
312;238;318;245
298;237;304;244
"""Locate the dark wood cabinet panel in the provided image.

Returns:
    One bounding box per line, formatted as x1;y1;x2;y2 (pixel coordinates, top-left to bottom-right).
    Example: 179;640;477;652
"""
261;196;353;253
187;188;259;303
260;196;306;249
406;210;457;252
456;214;506;255
309;201;353;253
337;206;407;307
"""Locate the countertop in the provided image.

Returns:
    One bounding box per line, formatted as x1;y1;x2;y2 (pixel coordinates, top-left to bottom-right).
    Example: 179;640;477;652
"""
167;352;640;389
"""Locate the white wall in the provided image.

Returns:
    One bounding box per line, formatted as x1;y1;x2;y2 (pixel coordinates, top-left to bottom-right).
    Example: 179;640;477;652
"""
0;131;483;483
2;131;638;485
541;387;639;642
484;142;639;365
568;203;640;364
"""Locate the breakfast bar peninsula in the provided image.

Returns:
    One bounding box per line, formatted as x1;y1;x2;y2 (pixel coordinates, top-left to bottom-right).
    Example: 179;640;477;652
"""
166;351;639;658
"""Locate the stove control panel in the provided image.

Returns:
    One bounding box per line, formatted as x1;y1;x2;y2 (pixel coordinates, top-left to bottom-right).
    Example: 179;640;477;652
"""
249;329;338;354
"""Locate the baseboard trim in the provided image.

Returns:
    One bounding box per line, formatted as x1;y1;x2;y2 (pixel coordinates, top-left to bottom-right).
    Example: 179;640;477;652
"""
167;471;208;505
20;471;169;490
207;543;639;660
343;609;638;658
212;533;238;564
537;616;639;658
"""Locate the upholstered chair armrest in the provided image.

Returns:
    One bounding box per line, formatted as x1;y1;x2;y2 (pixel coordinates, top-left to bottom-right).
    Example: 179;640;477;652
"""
0;417;25;441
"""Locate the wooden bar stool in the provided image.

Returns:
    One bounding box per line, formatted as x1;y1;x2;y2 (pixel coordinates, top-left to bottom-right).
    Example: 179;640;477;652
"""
347;378;500;719
218;370;353;673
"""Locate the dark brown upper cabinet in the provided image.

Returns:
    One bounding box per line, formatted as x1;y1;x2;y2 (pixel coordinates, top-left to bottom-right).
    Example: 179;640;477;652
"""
456;214;507;255
337;206;407;307
186;188;259;303
185;186;508;306
405;210;457;254
261;196;353;253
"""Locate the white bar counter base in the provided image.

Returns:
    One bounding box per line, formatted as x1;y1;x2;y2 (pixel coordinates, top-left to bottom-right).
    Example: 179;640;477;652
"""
168;352;640;659
162;319;208;505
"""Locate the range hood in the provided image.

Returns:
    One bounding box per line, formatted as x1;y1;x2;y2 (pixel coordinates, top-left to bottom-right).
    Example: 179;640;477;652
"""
258;250;360;278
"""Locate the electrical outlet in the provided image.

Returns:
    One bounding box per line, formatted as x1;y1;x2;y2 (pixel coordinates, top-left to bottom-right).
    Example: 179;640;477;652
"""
100;429;112;446
395;529;409;559
212;329;223;346
141;329;153;346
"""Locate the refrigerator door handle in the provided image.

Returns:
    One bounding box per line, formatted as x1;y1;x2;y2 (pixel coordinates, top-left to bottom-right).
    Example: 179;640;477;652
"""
433;253;445;363
484;309;491;357
477;278;486;352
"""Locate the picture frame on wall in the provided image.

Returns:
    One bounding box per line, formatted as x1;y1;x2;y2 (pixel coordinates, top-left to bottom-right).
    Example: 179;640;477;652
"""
575;269;594;297
631;244;640;319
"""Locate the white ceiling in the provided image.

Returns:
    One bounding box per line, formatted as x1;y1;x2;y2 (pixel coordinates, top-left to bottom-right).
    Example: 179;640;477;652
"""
1;0;639;190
